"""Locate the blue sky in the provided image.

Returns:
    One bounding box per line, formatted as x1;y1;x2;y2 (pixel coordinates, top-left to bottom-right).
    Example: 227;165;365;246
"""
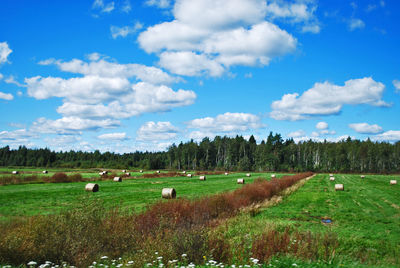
0;0;399;152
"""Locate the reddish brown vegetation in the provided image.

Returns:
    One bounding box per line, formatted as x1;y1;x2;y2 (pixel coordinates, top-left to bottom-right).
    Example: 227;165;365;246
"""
142;171;186;179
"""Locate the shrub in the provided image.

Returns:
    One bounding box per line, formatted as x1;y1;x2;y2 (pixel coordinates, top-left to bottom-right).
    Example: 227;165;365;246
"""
51;172;69;183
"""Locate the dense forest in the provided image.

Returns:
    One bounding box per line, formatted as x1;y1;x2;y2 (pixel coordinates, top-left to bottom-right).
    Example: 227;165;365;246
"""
1;133;400;173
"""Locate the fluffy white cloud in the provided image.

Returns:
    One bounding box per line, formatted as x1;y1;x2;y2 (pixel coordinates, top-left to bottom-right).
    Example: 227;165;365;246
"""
145;0;171;9
348;18;365;31
121;0;131;13
0;73;3;80
187;112;265;132
138;0;297;76
31;117;120;134
92;0;115;13
393;80;400;92
111;22;143;39
316;121;328;130
136;121;179;141
349;123;383;134
0;129;37;142
372;130;400;142
270;77;388;121
5;75;25;87
0;42;12;64
293;135;353;143
0;92;13;100
287;130;306;138
98;132;128;141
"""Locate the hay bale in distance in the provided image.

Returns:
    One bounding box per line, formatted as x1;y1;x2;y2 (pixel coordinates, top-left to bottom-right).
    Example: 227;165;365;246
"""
335;184;344;191
237;178;245;184
113;177;122;182
125;172;130;176
271;174;276;178
139;170;143;173
85;183;99;192
12;171;18;175
199;175;206;181
42;170;48;174
246;173;251;177
187;174;192;178
182;170;186;174
361;175;365;179
224;172;229;175
156;170;160;174
122;169;127;173
162;188;176;199
329;174;333;177
390;180;397;185
330;177;335;181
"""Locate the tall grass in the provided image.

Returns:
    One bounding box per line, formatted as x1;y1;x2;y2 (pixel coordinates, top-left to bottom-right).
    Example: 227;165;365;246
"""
0;172;317;266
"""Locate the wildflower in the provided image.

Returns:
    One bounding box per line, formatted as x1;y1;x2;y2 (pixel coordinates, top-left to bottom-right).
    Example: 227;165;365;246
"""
101;256;108;260
182;253;187;257
28;261;37;266
155;251;159;255
157;256;163;260
292;264;298;267
128;261;134;264
93;262;97;265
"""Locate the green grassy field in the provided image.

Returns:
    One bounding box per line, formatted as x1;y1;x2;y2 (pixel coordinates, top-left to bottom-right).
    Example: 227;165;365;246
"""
0;170;282;220
224;173;400;266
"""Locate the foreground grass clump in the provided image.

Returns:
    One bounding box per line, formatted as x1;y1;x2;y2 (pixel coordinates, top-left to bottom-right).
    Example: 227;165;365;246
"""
0;173;313;267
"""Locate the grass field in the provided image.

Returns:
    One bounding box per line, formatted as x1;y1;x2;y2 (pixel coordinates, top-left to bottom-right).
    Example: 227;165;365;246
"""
224;173;400;266
0;170;283;220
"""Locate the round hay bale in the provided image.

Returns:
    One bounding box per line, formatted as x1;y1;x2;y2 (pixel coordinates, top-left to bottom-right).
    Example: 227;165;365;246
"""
199;175;206;181
113;177;122;182
156;170;160;174
42;170;48;174
361;175;365;179
237;178;245;184
335;184;344;191
390;180;397;185
122;169;127;173
246;173;251;177
99;172;104;176
162;188;176;199
102;171;108;174
182;170;186;174
85;183;99;192
12;171;18;175
329;174;333;177
330;177;335;181
187;174;192;178
271;174;276;178
139;170;143;173
224;172;229;176
125;172;130;176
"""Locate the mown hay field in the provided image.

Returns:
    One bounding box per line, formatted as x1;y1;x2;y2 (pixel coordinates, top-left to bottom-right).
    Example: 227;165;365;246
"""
0;169;285;220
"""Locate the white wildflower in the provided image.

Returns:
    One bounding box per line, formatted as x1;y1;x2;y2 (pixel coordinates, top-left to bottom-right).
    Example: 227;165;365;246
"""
28;261;37;266
101;256;108;260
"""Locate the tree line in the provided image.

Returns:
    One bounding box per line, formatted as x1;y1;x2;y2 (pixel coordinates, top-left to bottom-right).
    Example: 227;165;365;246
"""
1;132;399;173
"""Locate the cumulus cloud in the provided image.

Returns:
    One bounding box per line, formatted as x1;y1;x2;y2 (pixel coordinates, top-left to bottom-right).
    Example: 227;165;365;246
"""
5;75;25;87
187;113;265;135
0;42;12;64
293;135;353;143
0;73;3;80
145;0;171;9
98;132;128;141
348;18;365;31
111;22;143;39
121;0;131;13
316;121;328;130
270;77;389;121
287;130;306;138
136;121;179;141
0;91;13;100
0;128;37;142
393;80;400;92
349;123;383;134
372;130;400;142
92;0;115;13
138;0;297;76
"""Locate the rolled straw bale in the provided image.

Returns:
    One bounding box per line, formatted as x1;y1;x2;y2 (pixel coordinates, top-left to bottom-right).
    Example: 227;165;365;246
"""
156;170;160;174
182;170;186;174
390;180;397;185
102;171;108;174
162;188;176;199
139;170;143;173
85;183;99;192
113;177;122;182
99;172;104;176
125;172;130;176
199;175;206;181
361;175;365;179
122;169;127;173
225;172;229;175
237;178;245;184
329;174;333;177
246;173;251;177
330;177;335;181
335;184;344;191
42;170;48;174
187;174;192;178
12;171;18;174
271;174;276;178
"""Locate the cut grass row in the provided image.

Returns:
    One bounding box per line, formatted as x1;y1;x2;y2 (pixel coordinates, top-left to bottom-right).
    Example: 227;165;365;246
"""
0;171;287;220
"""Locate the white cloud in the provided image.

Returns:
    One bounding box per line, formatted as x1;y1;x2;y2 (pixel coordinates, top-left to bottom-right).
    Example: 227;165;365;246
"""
31;117;120;134
366;4;377;12
372;130;400;142
136;121;179;141
187;112;265;133
5;75;25;87
348;18;365;31
316;121;328;130
145;0;171;9
121;0;131;13
293;135;353;143
98;132;128;141
0;129;37;142
0;73;3;80
301;24;320;33
92;0;115;13
270;77;388;121
287;130;306;138
320;129;336;135
0;42;12;64
0;91;13;100
138;0;297;77
111;22;143;39
349;123;383;134
393;80;400;92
